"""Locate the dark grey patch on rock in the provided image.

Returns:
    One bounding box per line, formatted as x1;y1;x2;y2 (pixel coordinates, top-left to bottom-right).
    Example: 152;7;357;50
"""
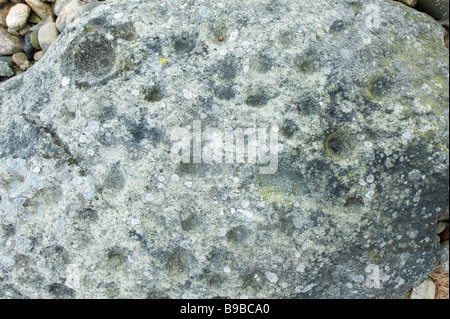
111;21;137;41
282;119;299;138
330;20;347;33
103;163;126;192
48;283;75;299
250;53;274;74
173;32;198;55
43;246;70;271
216;55;238;81
245;89;271;107
226;225;250;246
166;247;198;276
146;290;171;299
214;84;235;100
107;247;128;269
143;86;163;102
324;125;357;159
180;213;199;231
295;47;325;74
242;268;266;292
368;74;399;100
2;224;16;238
62;33;116;80
79;208;99;222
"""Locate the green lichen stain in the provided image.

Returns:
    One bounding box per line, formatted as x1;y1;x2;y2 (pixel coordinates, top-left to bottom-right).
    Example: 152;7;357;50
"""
256;186;292;205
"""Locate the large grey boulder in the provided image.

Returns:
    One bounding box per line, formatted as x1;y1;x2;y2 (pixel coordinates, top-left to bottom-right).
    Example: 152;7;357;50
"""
0;0;448;299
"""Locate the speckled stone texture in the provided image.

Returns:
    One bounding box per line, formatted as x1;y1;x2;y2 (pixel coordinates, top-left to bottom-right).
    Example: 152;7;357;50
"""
0;0;448;299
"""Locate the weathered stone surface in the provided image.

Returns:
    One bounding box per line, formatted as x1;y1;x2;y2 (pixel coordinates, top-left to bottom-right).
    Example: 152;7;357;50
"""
439;240;449;273
54;0;74;16
0;60;14;77
0;27;25;56
55;0;84;32
24;0;54;20
410;278;436;299
0;0;448;299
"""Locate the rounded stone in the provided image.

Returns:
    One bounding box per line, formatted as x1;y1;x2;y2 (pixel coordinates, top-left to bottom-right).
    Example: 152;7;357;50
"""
6;4;31;31
12;52;32;71
55;0;85;32
30;30;41;50
33;50;44;61
0;60;14;77
38;22;59;52
0;27;25;55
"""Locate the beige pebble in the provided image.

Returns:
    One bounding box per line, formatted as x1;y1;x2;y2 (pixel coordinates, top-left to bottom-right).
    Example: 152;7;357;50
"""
38;21;59;52
24;0;55;19
12;51;32;71
33;50;44;61
0;27;25;55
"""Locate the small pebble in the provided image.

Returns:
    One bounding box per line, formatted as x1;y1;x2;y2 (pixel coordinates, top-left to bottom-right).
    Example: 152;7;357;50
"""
33;50;44;61
38;22;59;52
6;3;31;31
0;61;14;77
12;52;32;71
